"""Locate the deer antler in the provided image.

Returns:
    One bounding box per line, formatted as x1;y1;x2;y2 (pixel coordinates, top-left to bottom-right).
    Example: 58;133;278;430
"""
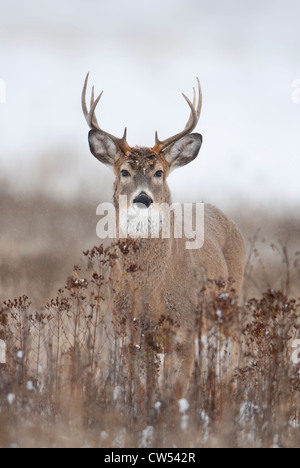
152;78;202;153
81;73;131;154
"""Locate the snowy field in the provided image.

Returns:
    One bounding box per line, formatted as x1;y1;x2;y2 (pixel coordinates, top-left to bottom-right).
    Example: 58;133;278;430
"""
1;0;300;448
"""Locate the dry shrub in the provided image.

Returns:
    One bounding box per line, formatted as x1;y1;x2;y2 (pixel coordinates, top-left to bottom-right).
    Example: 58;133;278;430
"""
0;241;299;448
1;187;300;447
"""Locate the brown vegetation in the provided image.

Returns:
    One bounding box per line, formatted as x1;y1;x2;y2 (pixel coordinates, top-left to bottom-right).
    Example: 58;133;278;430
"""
0;188;299;447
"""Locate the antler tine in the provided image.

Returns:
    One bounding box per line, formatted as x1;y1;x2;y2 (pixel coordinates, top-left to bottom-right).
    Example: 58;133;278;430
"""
184;81;200;130
195;77;202;120
81;73;93;127
81;73;131;154
153;78;202;153
90;85;102;129
88;90;104;130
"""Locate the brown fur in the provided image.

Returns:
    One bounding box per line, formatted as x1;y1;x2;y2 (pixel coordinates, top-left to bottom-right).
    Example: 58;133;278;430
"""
83;80;245;398
89;143;245;398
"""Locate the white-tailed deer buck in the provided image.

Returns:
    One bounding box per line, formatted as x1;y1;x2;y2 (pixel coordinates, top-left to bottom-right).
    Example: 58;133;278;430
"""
82;74;245;398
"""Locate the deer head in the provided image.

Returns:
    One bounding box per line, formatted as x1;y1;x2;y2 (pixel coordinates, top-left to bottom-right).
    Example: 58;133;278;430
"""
82;74;202;235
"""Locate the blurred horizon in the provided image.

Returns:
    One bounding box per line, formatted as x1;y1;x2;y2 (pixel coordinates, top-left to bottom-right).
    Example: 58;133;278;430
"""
0;0;300;212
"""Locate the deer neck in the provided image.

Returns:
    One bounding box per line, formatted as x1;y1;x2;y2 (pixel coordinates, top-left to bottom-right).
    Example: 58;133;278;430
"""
115;203;174;287
117;238;173;298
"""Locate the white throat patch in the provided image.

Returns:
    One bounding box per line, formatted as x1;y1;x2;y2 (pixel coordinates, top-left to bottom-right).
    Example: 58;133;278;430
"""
119;204;162;238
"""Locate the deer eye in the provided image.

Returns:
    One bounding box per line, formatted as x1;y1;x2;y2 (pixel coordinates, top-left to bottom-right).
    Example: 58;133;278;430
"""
121;170;130;177
154;170;163;178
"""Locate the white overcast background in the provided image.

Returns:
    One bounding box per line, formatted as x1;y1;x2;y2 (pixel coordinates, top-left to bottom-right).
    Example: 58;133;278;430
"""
0;0;299;212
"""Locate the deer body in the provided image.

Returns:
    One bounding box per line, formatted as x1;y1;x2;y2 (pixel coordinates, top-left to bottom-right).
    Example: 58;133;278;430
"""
82;75;245;398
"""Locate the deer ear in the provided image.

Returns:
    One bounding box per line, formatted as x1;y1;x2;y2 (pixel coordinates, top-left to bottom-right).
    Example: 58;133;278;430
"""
88;129;122;167
164;133;202;170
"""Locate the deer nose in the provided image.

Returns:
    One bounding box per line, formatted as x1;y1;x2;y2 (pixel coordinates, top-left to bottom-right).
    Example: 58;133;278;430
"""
133;191;153;208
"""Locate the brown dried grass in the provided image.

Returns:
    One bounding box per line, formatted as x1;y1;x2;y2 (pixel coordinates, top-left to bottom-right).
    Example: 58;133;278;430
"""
0;188;299;448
